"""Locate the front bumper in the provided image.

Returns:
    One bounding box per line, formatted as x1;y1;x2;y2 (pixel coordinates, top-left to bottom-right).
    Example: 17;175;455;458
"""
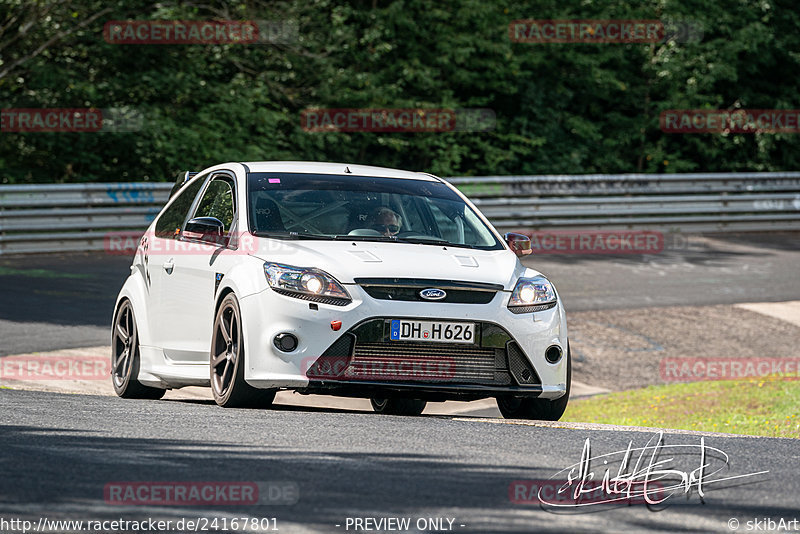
300;381;565;402
239;283;568;400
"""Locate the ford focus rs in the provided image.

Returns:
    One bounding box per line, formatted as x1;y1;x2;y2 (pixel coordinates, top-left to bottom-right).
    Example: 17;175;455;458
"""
112;162;570;419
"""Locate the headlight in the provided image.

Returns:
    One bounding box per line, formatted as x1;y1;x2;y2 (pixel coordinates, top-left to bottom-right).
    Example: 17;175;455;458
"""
264;262;351;305
508;276;557;313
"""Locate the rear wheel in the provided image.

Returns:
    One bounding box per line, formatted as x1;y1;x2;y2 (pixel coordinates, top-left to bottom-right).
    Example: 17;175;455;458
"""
370;398;427;416
497;343;571;421
111;300;166;399
211;293;276;408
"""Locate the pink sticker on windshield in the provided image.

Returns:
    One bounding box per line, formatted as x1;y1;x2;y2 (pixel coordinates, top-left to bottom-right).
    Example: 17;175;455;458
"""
268;178;281;184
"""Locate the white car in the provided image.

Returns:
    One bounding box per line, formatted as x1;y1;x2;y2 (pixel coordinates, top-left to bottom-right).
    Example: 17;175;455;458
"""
112;162;570;419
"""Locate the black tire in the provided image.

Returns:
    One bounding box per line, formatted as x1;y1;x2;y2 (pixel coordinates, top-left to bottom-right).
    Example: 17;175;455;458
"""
370;398;427;416
111;300;166;399
496;343;571;421
211;293;276;408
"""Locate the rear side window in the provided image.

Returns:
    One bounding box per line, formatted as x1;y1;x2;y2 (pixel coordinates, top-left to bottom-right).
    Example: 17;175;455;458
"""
154;177;204;238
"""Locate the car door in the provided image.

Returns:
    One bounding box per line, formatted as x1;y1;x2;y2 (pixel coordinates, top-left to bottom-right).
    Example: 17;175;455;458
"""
158;171;240;364
147;175;206;352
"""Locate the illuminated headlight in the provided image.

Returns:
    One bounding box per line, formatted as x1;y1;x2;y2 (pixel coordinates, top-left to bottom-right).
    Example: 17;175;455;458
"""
508;276;557;313
264;263;351;305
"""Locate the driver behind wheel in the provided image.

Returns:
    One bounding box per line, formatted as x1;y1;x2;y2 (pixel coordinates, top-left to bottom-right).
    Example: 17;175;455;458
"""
369;207;402;236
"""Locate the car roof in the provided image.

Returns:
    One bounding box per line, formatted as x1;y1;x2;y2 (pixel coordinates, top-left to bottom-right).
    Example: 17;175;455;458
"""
239;161;440;181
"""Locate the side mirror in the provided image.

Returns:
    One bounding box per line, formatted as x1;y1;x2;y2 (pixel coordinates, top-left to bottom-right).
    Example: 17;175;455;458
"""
182;217;225;245
504;232;532;256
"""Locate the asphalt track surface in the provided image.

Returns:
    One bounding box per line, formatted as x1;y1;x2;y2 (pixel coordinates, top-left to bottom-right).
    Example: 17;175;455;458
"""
1;233;799;532
1;389;797;534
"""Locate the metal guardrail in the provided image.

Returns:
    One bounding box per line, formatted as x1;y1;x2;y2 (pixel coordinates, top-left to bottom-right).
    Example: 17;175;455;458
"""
450;172;800;233
1;173;800;254
0;183;172;254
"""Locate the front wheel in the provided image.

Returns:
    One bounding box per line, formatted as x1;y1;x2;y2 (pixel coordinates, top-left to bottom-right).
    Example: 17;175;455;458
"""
370;398;427;416
210;293;276;408
111;300;166;399
497;343;571;421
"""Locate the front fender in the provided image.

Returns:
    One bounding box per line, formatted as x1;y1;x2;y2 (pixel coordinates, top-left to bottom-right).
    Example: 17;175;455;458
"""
215;255;268;301
114;266;154;348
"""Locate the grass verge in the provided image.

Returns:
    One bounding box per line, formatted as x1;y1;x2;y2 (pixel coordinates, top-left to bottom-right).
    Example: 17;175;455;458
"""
563;374;800;438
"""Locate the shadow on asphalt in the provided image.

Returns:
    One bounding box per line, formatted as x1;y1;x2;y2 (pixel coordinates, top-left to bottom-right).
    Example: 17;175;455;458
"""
0;420;794;533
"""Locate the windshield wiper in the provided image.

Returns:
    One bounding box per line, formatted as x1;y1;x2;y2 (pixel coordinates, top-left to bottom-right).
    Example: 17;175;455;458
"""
252;231;336;240
334;234;476;249
403;239;477;249
395;236;451;246
255;231;477;249
333;235;396;242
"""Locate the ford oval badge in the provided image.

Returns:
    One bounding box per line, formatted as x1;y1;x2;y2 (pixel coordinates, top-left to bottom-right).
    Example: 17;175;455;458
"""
419;288;447;301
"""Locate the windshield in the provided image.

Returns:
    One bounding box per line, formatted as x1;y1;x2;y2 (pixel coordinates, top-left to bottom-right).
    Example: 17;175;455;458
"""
247;172;503;250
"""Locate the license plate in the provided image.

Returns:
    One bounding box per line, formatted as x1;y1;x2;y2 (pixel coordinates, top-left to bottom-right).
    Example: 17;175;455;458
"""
389;319;476;344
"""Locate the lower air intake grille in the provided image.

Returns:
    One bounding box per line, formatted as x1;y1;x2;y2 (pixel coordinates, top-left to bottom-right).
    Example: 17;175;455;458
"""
345;342;499;383
506;341;540;385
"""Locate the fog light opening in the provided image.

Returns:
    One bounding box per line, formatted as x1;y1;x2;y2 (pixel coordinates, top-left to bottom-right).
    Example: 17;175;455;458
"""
545;345;563;364
273;333;299;352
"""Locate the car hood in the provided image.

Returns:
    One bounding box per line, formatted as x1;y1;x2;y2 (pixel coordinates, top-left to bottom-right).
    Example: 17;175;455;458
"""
249;239;535;290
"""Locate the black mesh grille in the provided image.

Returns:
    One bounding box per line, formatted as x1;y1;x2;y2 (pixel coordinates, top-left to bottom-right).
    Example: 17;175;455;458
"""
355;278;501;305
508;302;557;314
361;286;495;304
306;334;355;378
308;319;536;387
323;333;356;357
506;342;540;385
345;342;499;383
271;288;350;306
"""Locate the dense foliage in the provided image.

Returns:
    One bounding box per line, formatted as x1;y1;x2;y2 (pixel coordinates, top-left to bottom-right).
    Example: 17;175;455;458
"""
1;0;799;183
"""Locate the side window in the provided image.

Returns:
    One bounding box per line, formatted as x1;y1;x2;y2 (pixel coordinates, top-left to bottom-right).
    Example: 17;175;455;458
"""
194;178;235;231
154;177;204;238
